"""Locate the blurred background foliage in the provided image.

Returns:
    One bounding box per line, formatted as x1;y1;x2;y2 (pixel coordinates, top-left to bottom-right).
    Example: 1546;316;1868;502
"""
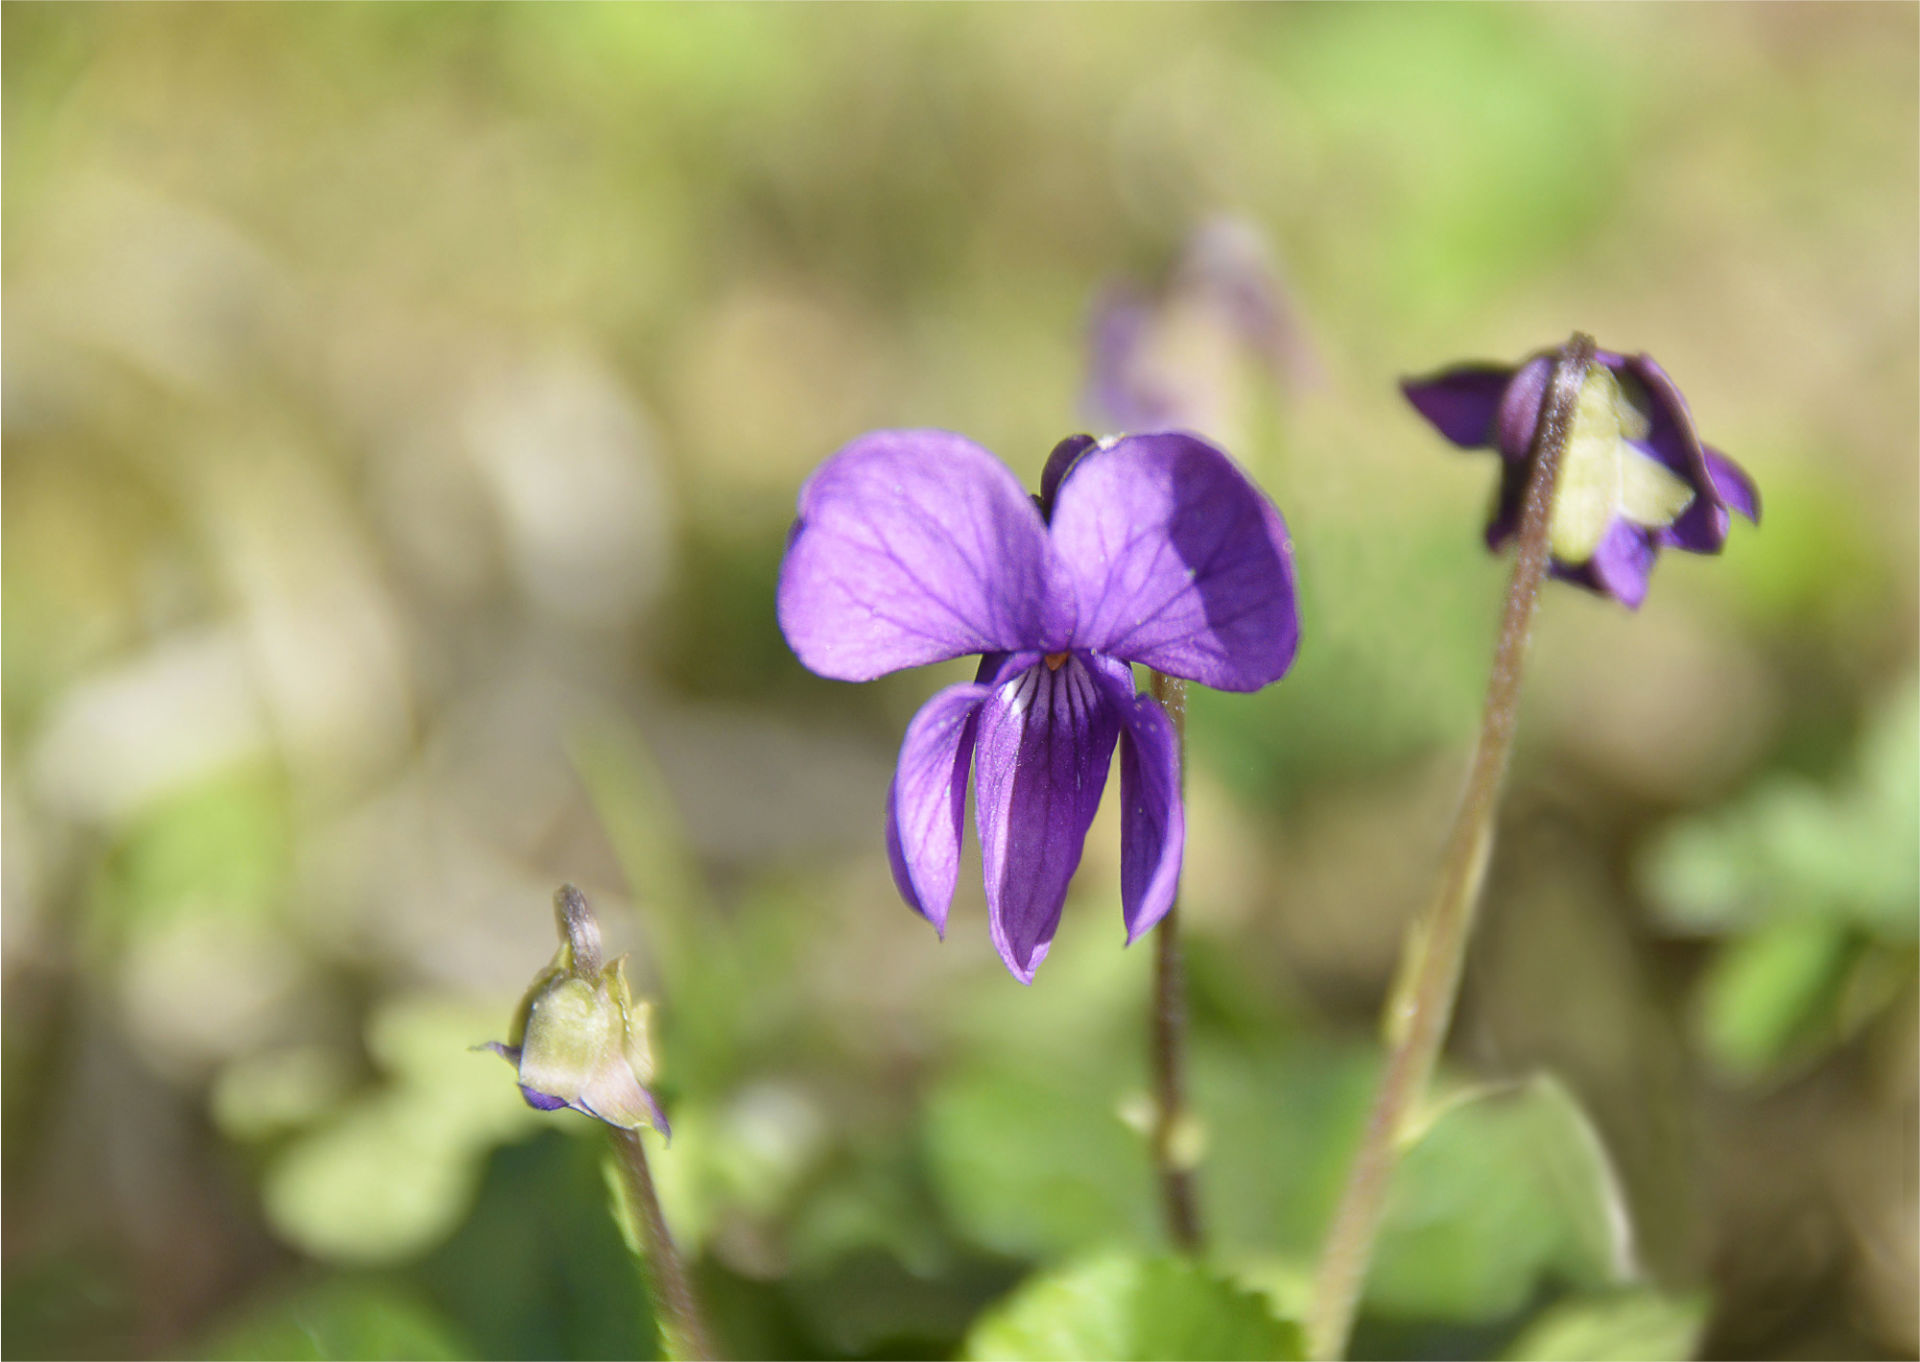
3;4;1915;1359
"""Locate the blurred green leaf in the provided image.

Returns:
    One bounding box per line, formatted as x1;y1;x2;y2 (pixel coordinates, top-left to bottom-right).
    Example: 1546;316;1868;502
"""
90;764;292;947
963;1252;1304;1362
1694;917;1855;1082
1368;1075;1636;1323
196;1279;469;1362
259;996;539;1264
923;1062;1156;1260
419;1131;659;1362
211;1045;357;1142
1643;680;1917;1082
1499;1288;1708;1362
1642;682;1918;941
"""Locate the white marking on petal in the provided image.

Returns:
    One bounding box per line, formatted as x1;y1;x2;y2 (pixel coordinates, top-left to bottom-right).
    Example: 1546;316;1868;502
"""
1549;367;1693;564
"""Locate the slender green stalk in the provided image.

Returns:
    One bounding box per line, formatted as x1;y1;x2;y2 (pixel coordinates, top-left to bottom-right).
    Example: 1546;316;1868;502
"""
1305;334;1596;1360
550;886;715;1360
1148;668;1204;1253
613;1127;716;1361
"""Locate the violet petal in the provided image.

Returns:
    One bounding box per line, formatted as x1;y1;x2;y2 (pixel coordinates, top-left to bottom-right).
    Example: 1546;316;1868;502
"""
1049;432;1299;692
776;430;1069;682
973;655;1120;982
1086;656;1184;943
1491;355;1556;461
1705;444;1761;523
1621;353;1712;487
518;1085;570;1112
1485;458;1529;550
886;680;991;936
1586;520;1658;609
1401;364;1515;450
1084;286;1180;433
1038;433;1098;519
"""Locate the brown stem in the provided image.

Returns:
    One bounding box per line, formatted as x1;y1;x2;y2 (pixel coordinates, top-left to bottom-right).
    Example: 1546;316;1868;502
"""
1304;333;1596;1360
612;1127;717;1361
1148;668;1204;1253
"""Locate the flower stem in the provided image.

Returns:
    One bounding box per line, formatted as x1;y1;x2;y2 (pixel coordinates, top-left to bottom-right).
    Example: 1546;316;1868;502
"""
1148;668;1204;1253
612;1126;717;1361
1304;333;1596;1361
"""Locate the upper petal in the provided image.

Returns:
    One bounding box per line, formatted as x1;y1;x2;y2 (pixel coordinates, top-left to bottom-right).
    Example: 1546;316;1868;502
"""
886;680;990;936
1491;355;1555;461
777;430;1069;681
973;656;1120;982
1401;363;1516;449
1048;433;1300;692
1085;657;1184;944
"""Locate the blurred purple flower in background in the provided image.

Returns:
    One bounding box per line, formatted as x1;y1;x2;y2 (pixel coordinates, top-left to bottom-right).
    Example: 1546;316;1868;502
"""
777;429;1299;981
1085;217;1319;444
1404;348;1760;607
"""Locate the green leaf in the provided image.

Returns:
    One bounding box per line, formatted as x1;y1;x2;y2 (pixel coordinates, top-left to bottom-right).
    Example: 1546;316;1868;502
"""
418;1130;659;1362
1500;1289;1708;1362
258;996;540;1264
1368;1075;1636;1322
1695;917;1855;1081
1641;682;1918;942
196;1279;469;1361
922;1063;1156;1260
963;1253;1304;1361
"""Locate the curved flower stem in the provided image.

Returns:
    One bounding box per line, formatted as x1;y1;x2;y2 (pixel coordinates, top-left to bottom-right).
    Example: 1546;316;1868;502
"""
612;1126;717;1361
1148;668;1204;1253
1305;333;1596;1361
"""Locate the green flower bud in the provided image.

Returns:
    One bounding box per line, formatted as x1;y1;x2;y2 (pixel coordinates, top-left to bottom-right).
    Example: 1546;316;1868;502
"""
485;886;668;1137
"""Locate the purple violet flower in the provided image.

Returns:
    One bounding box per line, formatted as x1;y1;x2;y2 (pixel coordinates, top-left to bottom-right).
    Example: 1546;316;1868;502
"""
1403;348;1759;608
777;428;1300;981
1086;217;1319;443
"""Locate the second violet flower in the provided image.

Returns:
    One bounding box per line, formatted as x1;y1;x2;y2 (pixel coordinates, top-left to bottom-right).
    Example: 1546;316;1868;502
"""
778;429;1299;981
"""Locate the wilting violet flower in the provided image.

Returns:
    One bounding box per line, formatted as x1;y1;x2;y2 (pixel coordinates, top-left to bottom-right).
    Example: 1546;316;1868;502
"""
1403;348;1759;608
778;429;1299;981
485;888;668;1136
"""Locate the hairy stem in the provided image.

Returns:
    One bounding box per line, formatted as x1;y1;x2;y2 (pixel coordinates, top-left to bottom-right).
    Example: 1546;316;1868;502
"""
1148;668;1204;1253
613;1127;716;1361
1305;333;1596;1360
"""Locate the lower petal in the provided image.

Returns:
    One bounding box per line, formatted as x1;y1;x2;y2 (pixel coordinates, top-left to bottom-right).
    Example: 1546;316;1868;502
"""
1659;441;1758;553
1086;658;1184;943
973;656;1121;982
886;681;991;935
1585;520;1659;609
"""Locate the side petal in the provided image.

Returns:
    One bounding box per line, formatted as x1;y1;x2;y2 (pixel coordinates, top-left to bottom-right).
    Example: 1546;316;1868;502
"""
1620;353;1715;491
886;681;991;936
1401;363;1515;449
973;656;1121;982
777;430;1068;681
1086;657;1184;944
1705;444;1760;523
1049;432;1299;692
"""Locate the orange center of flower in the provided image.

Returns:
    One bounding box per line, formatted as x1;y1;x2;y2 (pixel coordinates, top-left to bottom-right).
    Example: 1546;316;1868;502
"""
1044;651;1069;671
